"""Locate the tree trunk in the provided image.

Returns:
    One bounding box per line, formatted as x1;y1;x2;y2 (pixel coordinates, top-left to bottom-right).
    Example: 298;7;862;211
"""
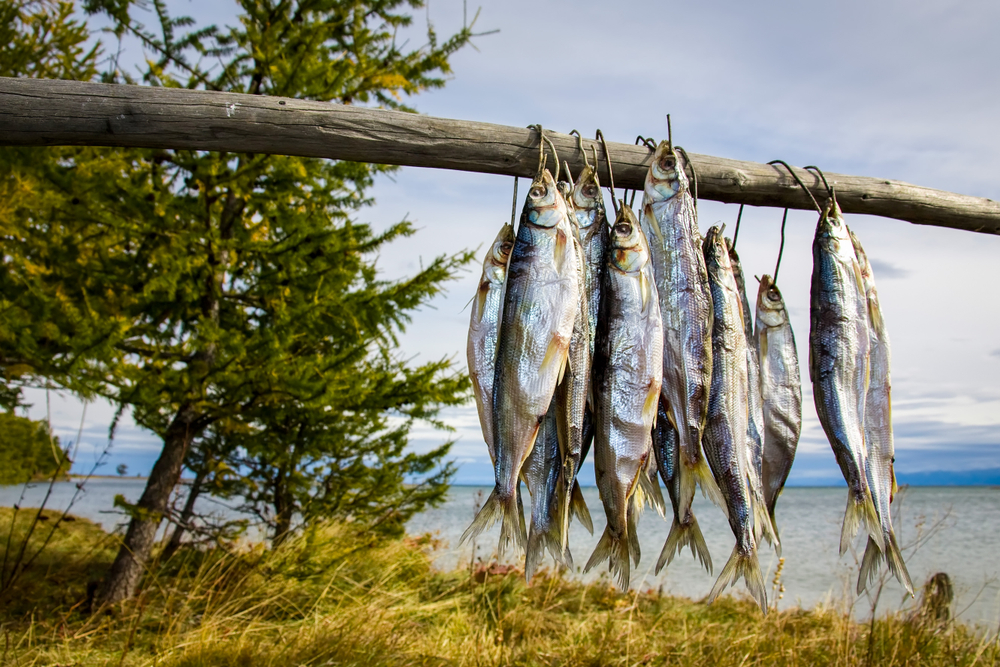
272;462;294;546
96;405;204;607
161;463;208;561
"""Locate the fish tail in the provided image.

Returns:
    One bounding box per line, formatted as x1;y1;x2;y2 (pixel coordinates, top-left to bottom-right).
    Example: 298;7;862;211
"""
839;488;884;555
569;479;593;534
584;525;631;591
656;514;712;575
459;486;526;557
708;545;768;614
768;507;783;558
885;530;914;595
525;521;569;582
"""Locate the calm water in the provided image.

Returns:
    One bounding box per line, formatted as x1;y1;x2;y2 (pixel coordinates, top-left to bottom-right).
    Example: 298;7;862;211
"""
4;480;999;627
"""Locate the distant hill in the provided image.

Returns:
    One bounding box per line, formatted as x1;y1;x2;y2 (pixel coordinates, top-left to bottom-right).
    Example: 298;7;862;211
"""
896;468;1000;486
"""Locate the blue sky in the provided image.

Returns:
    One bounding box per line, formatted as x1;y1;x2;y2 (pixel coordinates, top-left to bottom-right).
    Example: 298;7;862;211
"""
21;0;1000;485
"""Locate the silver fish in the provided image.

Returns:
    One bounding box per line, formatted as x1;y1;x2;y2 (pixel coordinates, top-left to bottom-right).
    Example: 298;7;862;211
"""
851;232;913;596
569;165;609;358
809;200;883;556
640;141;723;563
461;169;580;556
467;224;514;459
727;239;778;553
702;226;767;613
523;397;568;579
754;275;802;542
653;395;712;574
584;204;663;591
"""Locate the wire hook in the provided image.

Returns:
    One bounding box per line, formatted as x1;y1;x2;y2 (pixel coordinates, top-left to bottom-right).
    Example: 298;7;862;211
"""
563;161;574;189
635;135;657;150
510;177;519;227
732;204;745;249
804;165;833;199
542;133;561;183
773;207;789;284
595;129;618;214
675;145;698;210
767;159;821;213
570;129;592;170
528;124;546;178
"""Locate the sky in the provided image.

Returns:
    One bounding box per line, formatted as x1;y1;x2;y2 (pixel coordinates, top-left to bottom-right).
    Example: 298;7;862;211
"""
21;0;1000;486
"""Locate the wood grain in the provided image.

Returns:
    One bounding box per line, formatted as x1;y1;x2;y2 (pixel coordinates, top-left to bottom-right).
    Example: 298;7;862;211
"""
2;77;997;235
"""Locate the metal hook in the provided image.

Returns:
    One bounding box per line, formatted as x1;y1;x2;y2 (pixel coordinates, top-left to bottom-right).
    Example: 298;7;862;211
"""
595;129;617;214
510;177;519;227
542;133;561;183
675;146;698;210
528;124;546;178
804;165;833;199
767;160;821;213
570;129;592;170
666;114;673;150
773;208;789;284
563;161;574;189
629;188;637;209
635;135;656;150
732;204;745;249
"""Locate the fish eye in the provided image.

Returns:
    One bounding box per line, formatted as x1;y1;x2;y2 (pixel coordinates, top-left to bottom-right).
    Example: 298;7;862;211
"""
529;185;546;198
659;156;676;170
500;241;512;255
768;288;780;300
583;185;599;198
613;223;631;236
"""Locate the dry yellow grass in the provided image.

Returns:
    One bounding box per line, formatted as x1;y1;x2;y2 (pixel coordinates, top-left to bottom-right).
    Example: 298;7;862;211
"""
1;508;997;666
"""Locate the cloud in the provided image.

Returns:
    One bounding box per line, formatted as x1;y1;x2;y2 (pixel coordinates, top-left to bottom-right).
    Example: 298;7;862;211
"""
868;258;910;279
991;349;1000;358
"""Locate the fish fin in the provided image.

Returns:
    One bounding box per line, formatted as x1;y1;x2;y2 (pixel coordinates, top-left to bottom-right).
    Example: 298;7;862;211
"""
885;530;914;596
857;536;883;595
570;480;593;534
642;385;660;436
840;488;884;556
460;486;526;558
768;507;782;558
656;514;712;575
752;488;780;555
708;545;768;614
692;457;727;515
541;337;570;388
627;496;642;566
639;457;666;518
584;526;631;591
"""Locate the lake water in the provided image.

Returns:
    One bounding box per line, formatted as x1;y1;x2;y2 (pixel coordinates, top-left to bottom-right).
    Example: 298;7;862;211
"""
3;480;999;628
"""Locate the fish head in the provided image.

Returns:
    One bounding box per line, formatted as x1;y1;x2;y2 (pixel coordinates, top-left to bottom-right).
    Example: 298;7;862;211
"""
644;140;688;202
609;205;649;274
755;274;787;327
815;198;853;255
702;225;731;273
570;166;603;226
484;223;514;285
522;169;568;229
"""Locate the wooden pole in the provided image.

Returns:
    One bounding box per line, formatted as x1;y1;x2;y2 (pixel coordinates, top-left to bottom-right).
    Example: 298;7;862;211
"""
2;77;997;235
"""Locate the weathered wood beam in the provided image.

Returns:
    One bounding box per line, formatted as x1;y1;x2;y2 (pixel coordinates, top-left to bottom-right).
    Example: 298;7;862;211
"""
2;77;998;235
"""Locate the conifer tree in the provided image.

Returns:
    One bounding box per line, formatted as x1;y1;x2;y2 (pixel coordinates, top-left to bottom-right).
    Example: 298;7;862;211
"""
1;0;478;605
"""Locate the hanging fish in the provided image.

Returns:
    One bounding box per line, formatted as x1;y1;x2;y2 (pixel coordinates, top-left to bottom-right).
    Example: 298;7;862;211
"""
584;203;663;591
523;397;569;579
809;200;884;556
851;231;913;596
461;169;580;557
640;140;722;565
467;223;514;459
653;395;712;574
554;187;596;545
754;275;802;542
702;226;767;613
727;239;778;552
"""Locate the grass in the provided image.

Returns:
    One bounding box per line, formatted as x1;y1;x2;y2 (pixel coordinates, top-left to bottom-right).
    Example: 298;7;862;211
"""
0;507;997;666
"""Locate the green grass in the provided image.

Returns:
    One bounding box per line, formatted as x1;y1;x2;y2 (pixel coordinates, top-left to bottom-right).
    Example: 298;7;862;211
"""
0;507;997;666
